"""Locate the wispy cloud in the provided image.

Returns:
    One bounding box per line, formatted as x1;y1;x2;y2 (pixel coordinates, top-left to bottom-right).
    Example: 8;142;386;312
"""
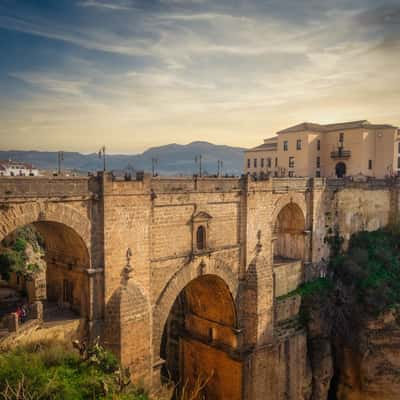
0;0;399;153
0;14;150;56
79;0;135;11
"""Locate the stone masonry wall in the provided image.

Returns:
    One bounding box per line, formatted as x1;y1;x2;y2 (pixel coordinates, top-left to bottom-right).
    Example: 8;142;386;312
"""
2;175;400;399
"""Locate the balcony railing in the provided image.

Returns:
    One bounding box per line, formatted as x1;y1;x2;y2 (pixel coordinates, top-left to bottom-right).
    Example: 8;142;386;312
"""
330;148;351;159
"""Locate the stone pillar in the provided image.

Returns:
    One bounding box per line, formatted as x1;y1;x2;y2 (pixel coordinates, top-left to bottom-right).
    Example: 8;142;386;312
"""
8;313;19;333
87;269;95;321
31;301;43;321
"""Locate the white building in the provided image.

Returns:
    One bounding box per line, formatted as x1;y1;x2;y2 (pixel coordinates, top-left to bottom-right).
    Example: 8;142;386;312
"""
0;160;40;177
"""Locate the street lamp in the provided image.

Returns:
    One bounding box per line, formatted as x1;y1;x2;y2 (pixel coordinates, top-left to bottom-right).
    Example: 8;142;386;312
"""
195;155;203;177
57;151;64;175
98;146;106;172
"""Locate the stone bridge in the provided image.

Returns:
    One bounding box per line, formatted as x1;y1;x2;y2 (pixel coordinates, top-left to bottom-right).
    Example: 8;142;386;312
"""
0;174;398;399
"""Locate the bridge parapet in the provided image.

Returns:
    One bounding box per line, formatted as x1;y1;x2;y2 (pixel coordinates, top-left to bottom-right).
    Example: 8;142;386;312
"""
326;178;394;190
271;177;311;193
151;176;241;193
0;176;98;200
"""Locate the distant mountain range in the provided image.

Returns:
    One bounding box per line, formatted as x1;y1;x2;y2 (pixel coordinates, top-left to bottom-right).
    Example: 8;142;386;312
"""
0;141;246;176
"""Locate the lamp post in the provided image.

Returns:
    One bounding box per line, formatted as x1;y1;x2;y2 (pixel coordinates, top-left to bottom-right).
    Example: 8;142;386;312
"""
151;158;159;177
57;151;64;175
195;155;202;177
98;146;106;172
217;160;223;177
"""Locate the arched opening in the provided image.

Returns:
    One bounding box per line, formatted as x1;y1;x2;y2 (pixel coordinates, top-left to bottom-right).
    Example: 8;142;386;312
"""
273;203;306;297
0;221;90;323
196;225;206;250
335;162;346;178
274;203;306;261
160;274;242;399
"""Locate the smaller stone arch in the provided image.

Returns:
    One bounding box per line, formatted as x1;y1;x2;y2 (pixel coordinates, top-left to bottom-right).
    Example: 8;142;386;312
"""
0;202;93;319
273;202;306;261
0;202;91;250
271;192;307;226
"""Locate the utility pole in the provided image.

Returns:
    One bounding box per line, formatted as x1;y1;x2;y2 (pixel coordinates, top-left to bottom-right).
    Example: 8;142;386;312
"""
57;151;64;175
151;158;159;177
98;146;106;172
217;160;223;177
195;155;203;177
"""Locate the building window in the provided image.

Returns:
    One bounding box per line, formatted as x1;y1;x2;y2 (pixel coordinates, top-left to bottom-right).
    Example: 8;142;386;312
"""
254;158;257;168
289;157;295;168
275;157;278;167
368;160;372;170
196;225;206;250
316;170;321;177
316;156;320;169
339;132;344;144
267;158;272;168
288;171;294;177
398;142;400;154
296;139;302;150
317;139;321;151
261;158;264;168
398;157;400;169
283;140;288;151
247;159;250;168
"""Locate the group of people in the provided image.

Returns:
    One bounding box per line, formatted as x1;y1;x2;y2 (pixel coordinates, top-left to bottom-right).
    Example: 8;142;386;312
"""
15;304;28;324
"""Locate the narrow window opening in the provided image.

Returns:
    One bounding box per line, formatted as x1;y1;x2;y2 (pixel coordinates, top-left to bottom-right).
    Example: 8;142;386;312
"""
283;141;288;151
196;226;206;250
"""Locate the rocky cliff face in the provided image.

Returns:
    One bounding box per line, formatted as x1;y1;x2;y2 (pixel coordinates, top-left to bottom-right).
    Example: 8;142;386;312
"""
305;304;400;400
335;311;400;400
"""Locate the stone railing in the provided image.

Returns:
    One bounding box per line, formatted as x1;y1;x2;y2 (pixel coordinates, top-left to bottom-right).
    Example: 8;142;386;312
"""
1;301;43;337
150;176;241;193
271;178;311;192
326;178;392;191
0;176;96;199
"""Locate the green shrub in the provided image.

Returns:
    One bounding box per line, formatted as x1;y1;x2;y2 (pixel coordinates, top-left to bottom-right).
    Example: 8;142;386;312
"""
12;237;27;253
0;341;149;400
331;228;400;315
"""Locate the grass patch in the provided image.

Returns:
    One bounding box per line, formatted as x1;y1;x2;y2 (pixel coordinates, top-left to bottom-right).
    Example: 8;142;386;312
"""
0;340;149;400
277;278;334;301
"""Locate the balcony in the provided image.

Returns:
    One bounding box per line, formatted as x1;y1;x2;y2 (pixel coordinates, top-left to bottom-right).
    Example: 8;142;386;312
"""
330;148;351;159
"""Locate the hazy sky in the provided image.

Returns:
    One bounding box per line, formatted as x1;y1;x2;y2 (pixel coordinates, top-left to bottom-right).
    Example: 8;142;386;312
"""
0;0;399;153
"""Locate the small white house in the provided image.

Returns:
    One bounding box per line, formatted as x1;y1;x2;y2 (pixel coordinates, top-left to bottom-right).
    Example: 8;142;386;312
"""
0;160;40;177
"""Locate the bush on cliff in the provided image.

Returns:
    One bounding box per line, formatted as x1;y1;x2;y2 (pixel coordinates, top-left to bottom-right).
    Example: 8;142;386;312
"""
297;226;400;345
331;227;400;316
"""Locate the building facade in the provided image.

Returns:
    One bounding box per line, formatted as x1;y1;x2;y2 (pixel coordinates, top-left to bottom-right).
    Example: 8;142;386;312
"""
245;120;400;179
0;160;39;176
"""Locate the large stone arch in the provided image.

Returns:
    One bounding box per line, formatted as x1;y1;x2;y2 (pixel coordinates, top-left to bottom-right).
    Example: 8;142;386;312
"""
153;258;238;359
0;202;91;252
154;259;241;399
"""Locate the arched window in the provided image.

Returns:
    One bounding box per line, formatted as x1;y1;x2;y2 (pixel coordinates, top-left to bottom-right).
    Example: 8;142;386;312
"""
335;162;346;178
196;225;206;250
